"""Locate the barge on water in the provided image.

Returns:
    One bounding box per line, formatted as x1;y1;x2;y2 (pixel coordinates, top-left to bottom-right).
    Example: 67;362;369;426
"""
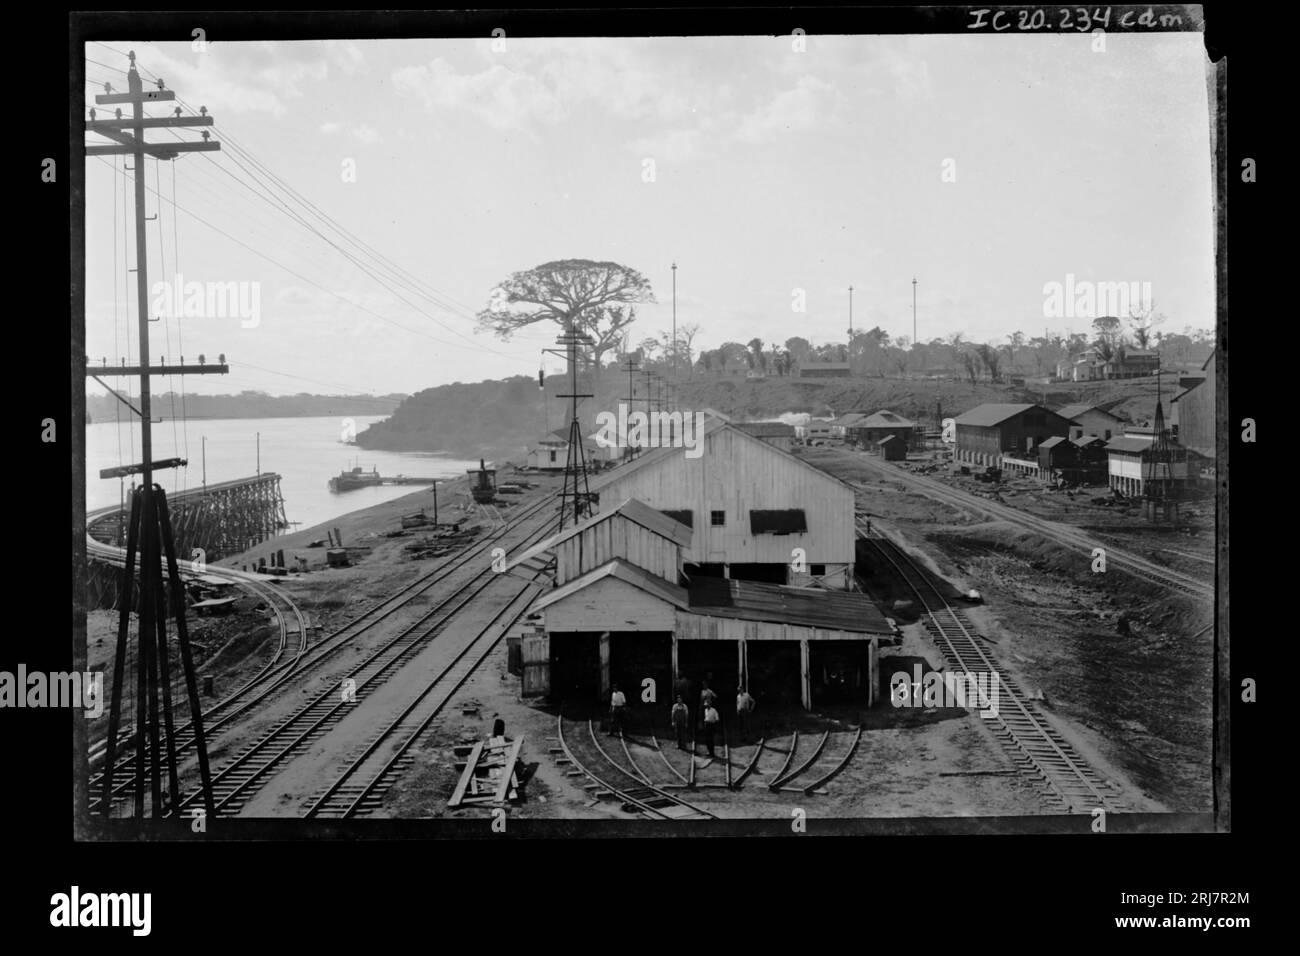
328;465;437;493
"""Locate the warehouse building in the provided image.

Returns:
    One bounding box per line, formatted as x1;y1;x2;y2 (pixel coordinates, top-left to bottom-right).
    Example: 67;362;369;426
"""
953;403;1073;468
588;418;857;588
508;496;897;710
1170;350;1216;458
1056;404;1125;441
798;361;852;379
1106;435;1191;496
847;410;917;450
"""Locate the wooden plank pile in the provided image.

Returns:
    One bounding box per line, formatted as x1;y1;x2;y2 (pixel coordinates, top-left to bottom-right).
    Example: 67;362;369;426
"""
447;736;525;808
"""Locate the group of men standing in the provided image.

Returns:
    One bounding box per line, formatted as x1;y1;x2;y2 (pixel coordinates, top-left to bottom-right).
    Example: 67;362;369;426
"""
606;676;758;760
664;680;757;758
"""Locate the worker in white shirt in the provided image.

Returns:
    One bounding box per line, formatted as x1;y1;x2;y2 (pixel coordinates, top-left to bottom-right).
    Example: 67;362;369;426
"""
609;684;627;736
702;702;721;758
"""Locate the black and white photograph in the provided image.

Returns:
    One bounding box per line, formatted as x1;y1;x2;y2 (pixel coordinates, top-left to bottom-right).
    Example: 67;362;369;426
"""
7;3;1267;937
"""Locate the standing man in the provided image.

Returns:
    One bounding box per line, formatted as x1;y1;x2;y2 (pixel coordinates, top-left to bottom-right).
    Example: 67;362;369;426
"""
490;713;506;739
736;688;755;742
671;696;690;751
702;701;721;758
609;683;627;736
699;680;717;739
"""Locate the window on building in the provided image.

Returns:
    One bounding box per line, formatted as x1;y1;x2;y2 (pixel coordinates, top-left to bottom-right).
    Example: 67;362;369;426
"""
1105;430;1112;439
749;509;808;534
661;509;693;528
810;564;826;577
710;510;726;527
549;450;556;463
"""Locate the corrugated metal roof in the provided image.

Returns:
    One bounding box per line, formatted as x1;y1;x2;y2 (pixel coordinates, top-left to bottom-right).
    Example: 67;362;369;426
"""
830;412;870;427
1055;403;1123;423
857;410;914;427
533;558;689;612
588;418;854;493
503;496;692;572
1106;437;1153;453
952;403;1036;427
735;421;795;437
749;509;808;534
686;577;894;635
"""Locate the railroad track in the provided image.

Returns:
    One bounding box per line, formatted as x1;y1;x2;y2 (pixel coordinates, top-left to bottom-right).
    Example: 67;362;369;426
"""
553;716;716;820
86;490;558;815
169;501;562;817
860;524;1127;814
302;576;547;818
852;460;1213;600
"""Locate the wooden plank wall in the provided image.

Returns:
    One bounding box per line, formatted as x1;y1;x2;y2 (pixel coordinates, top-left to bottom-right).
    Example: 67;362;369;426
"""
596;428;854;567
555;515;680;585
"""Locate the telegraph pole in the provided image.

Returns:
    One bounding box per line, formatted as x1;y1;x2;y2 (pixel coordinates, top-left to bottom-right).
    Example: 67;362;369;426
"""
912;276;918;345
546;325;594;531
671;262;677;383
86;52;224;820
621;355;639;459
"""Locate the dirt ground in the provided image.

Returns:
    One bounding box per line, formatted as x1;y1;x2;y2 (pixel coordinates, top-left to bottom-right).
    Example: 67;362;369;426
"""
90;443;1213;820
799;444;1214;813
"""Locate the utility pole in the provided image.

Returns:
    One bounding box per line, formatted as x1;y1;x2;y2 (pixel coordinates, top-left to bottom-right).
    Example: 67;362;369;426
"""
201;436;206;490
912;277;918;346
671;262;677;384
256;431;261;475
546;325;594;531
848;284;853;340
621;355;639;459
85;53;224;820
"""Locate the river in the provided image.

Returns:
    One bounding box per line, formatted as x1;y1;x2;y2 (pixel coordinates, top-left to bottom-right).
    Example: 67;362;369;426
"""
85;415;480;533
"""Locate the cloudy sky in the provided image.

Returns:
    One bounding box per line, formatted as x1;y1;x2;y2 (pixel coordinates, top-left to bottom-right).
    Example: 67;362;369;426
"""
83;32;1214;396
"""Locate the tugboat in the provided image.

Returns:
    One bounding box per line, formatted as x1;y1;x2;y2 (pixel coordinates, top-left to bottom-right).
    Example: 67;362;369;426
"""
329;464;382;492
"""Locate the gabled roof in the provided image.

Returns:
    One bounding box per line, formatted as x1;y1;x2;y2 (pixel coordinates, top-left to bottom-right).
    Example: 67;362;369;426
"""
589;418;853;493
856;410;914;428
830;412;870;427
533;558;689;613
1106;436;1154;453
1056;403;1123;423
953;403;1037;427
686;577;894;635
1038;436;1068;449
735;421;795;438
503;497;692;572
1071;435;1107;447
